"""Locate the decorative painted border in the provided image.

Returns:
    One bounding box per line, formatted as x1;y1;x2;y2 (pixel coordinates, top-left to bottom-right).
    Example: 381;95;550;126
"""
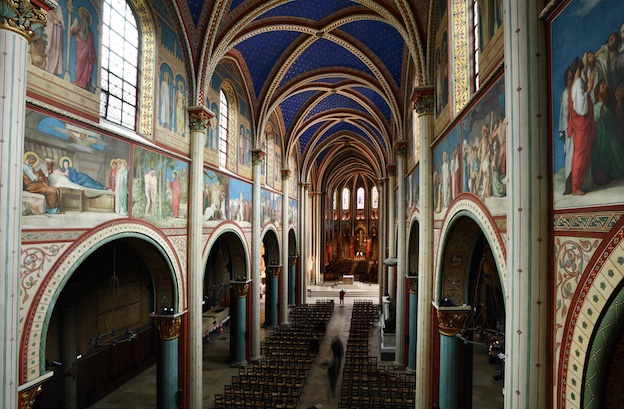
19;220;183;383
559;221;624;408
554;213;623;232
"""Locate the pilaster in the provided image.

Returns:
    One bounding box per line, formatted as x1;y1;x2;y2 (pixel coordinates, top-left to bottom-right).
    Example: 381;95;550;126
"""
394;140;408;369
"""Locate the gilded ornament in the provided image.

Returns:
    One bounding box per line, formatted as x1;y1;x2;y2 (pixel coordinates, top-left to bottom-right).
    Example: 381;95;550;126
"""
21;385;42;409
154;316;181;341
0;0;49;42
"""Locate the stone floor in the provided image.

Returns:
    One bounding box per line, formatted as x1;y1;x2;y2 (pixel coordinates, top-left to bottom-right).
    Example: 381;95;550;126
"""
89;286;504;408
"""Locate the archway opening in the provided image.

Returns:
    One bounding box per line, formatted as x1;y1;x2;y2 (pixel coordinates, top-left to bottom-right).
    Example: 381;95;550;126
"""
262;230;280;327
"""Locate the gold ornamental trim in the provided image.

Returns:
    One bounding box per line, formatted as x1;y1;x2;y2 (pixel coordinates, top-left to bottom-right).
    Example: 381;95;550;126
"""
394;140;409;158
435;305;471;337
412;86;435;116
231;281;250;298
21;385;42;409
267;264;282;278
0;0;50;43
188;106;214;131
252;149;266;165
281;168;292;180
154;316;182;341
407;275;419;294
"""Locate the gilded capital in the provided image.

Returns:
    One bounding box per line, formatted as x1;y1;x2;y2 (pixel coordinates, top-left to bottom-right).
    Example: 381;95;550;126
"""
267;264;282;278
435;305;471;337
252;149;266;165
0;0;51;43
281;168;291;180
407;274;418;294
412;86;435;116
231;281;250;298
188;106;213;131
394;140;408;158
387;164;396;177
154;316;182;341
21;385;42;409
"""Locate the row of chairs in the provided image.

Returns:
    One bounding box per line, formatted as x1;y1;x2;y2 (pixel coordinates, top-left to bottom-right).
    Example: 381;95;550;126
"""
214;300;334;408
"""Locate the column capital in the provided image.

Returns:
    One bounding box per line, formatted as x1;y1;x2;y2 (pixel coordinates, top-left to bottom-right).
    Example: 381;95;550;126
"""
407;274;419;294
299;182;310;189
188;106;214;131
378;176;388;185
281;168;291;180
266;264;282;278
153;316;182;341
434;304;471;337
251;149;266;165
20;385;42;409
412;86;435;116
0;0;53;43
394;140;409;158
231;281;250;298
387;164;396;177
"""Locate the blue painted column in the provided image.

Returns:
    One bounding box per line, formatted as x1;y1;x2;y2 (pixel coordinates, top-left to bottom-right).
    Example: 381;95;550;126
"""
153;315;182;409
265;265;281;327
407;275;418;372
436;306;470;409
288;256;297;305
231;281;249;366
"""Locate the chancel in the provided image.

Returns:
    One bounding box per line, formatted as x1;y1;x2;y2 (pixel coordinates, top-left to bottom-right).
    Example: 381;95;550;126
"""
1;1;623;409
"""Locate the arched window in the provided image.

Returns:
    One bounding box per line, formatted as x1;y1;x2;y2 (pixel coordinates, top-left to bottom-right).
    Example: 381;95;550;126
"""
219;89;229;168
371;186;379;209
356;187;365;210
333;190;337;211
100;0;139;129
342;187;350;210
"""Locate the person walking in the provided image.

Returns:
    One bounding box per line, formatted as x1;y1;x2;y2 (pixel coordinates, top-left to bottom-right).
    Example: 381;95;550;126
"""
339;289;345;305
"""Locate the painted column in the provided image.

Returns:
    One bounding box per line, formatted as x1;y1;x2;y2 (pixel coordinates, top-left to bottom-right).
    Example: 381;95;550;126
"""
288;255;297;305
300;183;310;303
153;315;182;409
0;4;51;407
435;305;471;409
230;281;249;366
394;141;408;368
280;169;290;323
504;1;548;407
265;265;280;327
378;177;387;305
312;191;322;284
407;275;418;372
251;149;265;360
414;86;435;406
60;299;77;408
187;106;211;407
387;164;396;299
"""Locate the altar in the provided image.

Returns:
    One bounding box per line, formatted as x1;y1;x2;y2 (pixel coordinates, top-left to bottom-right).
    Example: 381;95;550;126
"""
342;275;354;285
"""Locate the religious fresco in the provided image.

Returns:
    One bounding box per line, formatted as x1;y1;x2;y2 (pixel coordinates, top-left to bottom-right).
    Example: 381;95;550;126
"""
289;198;298;228
22;109;130;228
433;124;461;216
157;64;189;139
203;169;230;222
237;125;252;169
551;0;624;209
261;189;281;226
27;0;101;120
229;178;252;223
407;167;420;218
131;146;189;227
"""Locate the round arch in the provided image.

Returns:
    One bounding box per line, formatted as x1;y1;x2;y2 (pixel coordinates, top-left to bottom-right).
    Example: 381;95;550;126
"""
20;221;182;383
202;224;251;281
436;198;507;304
407;214;421;275
261;225;282;265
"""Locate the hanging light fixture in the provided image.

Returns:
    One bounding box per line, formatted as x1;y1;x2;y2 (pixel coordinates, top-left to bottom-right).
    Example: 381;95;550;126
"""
89;245;137;348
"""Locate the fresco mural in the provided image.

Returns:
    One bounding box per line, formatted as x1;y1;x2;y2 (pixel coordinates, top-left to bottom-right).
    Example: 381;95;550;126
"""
22;110;130;228
132;146;188;227
433;125;461;215
478;0;504;52
159;64;175;130
237;125;252;169
203;169;229;222
551;0;624;209
261;189;281;226
407;167;420;218
229;178;252;223
289;198;298;228
434;0;449;118
174;75;188;137
207;101;219;151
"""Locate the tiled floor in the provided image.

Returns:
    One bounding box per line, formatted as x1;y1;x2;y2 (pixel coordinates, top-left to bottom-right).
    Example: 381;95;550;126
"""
89;286;504;408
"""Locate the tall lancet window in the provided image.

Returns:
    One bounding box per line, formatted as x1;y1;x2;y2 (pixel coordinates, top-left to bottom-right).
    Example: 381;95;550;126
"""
219;89;229;168
342;187;350;210
356;187;365;210
371;186;379;209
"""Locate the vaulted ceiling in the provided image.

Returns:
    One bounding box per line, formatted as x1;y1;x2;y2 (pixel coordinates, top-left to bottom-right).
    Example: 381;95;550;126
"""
175;0;430;191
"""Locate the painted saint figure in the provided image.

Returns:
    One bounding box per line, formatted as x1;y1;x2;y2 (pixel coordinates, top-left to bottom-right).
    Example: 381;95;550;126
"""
159;72;172;129
23;152;61;214
55;157;106;190
145;168;158;217
45;4;64;75
115;159;128;215
170;170;181;218
71;7;96;91
175;81;187;136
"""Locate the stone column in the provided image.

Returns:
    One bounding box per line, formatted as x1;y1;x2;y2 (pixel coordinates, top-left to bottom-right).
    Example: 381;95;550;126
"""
187;106;212;408
230;281;250;366
414;86;435;406
300;183;310;303
288;255;297;305
152;314;182;409
387;165;396;300
60;299;77;408
265;265;281;328
407;275;418;372
435;305;471;409
377;177;387;305
394;141;408;368
0;3;51;407
312;191;322;284
504;2;548;407
251;149;265;360
280;169;290;323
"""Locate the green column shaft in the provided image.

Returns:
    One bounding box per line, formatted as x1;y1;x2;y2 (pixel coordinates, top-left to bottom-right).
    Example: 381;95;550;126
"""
232;296;247;366
266;275;278;327
439;334;459;409
157;338;178;409
407;291;418;371
288;264;296;305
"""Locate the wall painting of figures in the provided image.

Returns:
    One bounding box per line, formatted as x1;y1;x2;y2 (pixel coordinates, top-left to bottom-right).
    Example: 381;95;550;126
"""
22;109;130;228
203;170;230;223
289;198;299;229
407;167;420;219
132;146;189;227
551;0;624;209
229;178;252;224
433;125;461;218
461;75;506;215
261;189;282;227
27;0;101;121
